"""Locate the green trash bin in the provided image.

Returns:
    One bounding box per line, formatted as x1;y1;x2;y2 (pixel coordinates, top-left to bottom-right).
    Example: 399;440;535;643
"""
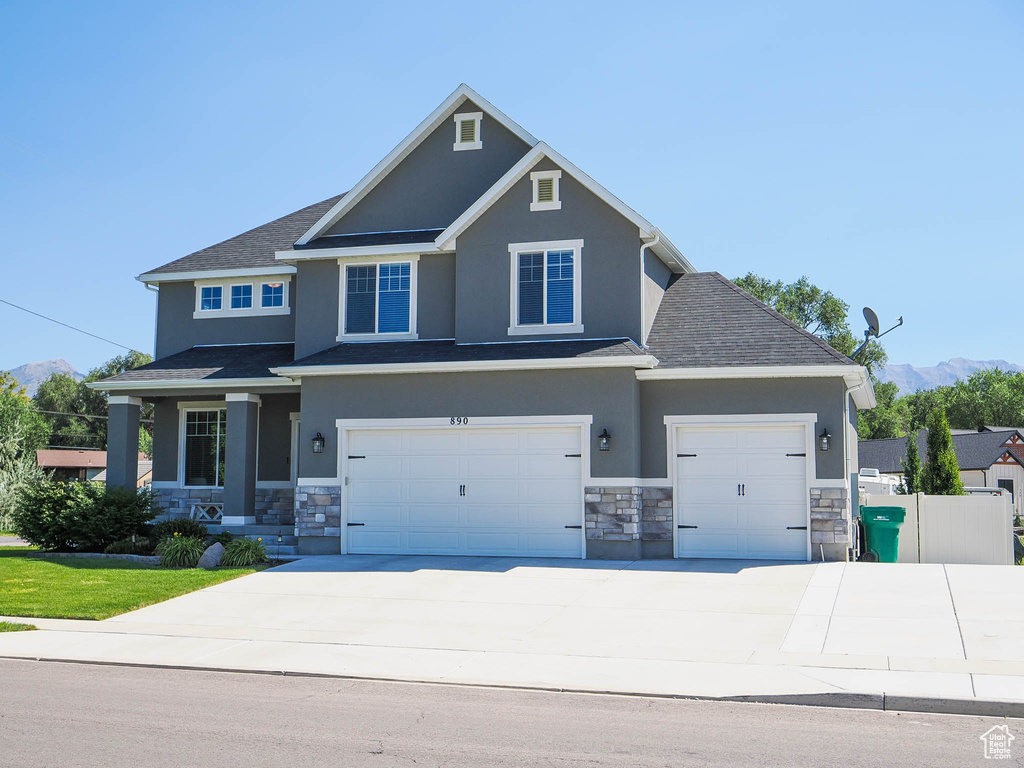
860;506;906;563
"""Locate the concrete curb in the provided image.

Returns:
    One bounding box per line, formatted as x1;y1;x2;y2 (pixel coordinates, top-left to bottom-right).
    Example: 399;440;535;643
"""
3;653;1023;719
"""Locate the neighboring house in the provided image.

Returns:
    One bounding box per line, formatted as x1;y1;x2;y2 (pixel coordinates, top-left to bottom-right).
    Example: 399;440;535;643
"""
90;84;874;562
859;427;1024;516
35;449;109;482
35;450;149;483
93;461;153;489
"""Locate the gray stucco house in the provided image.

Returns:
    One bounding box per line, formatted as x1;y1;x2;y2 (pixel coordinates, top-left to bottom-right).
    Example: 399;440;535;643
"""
92;84;874;561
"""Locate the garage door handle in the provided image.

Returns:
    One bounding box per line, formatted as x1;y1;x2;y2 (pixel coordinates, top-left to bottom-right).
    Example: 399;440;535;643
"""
564;525;582;529
786;526;807;530
678;525;698;529
347;522;365;527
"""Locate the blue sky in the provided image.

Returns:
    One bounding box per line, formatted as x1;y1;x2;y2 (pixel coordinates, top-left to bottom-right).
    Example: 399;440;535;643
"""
0;0;1020;374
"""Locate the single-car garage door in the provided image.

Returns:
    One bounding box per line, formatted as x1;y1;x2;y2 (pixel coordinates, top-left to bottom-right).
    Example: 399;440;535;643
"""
344;424;584;558
674;423;809;560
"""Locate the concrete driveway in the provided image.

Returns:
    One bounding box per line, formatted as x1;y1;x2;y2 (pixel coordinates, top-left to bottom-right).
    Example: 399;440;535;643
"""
4;555;1024;706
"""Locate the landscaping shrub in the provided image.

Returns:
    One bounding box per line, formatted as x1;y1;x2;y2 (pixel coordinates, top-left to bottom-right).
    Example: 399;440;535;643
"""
150;518;208;542
921;409;965;496
156;534;206;568
210;531;234;548
221;537;267;567
103;536;155;555
13;482;158;552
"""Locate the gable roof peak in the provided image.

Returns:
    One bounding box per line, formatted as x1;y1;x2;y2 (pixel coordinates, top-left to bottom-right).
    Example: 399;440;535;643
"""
296;84;538;246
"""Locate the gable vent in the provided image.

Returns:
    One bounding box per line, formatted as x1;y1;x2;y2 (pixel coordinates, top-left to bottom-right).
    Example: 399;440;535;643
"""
459;119;476;144
536;177;555;203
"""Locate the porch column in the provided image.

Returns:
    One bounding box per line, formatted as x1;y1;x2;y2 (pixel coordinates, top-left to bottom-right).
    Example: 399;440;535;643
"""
223;393;260;525
106;396;141;489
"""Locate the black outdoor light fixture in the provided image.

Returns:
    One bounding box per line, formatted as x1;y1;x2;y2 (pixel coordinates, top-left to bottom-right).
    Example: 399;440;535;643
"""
311;432;326;454
598;429;612;452
819;428;832;452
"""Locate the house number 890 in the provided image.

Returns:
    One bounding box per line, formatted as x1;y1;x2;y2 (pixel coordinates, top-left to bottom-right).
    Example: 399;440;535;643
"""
450;417;469;425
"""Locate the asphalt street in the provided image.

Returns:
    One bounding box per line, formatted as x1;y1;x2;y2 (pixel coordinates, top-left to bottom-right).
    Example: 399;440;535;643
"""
0;659;1015;766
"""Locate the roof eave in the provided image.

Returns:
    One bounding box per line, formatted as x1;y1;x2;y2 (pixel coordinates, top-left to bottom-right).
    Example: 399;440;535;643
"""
272;355;658;378
136;266;297;284
87;376;294;392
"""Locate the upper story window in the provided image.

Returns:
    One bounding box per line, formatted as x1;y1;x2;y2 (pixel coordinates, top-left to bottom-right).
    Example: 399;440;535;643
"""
230;284;252;309
338;257;419;341
453;111;482;151
194;276;291;319
508;239;583;336
530;170;562;211
200;286;222;311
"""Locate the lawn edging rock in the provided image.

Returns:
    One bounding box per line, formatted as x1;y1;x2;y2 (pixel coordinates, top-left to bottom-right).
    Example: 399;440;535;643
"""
197;542;225;569
31;552;161;565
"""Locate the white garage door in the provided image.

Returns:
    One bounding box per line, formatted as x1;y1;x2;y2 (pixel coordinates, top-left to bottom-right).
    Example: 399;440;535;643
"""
674;423;809;560
345;425;584;558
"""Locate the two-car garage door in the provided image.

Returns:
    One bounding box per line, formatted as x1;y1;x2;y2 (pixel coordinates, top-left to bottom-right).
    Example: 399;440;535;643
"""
345;424;583;558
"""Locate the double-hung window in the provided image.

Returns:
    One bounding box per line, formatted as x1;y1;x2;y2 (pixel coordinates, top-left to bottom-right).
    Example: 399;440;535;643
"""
508;239;583;335
339;258;418;340
262;282;284;307
181;408;226;488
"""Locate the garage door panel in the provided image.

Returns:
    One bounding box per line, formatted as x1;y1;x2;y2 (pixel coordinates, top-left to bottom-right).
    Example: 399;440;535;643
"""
742;456;805;478
745;533;806;559
682;478;743;504
685;456;740;478
744;478;807;505
680;429;740;451
347;424;583;558
682;502;741;527
407;431;462;452
744;427;804;450
350;481;404;503
350;431;404;453
679;533;740;558
349;504;402;524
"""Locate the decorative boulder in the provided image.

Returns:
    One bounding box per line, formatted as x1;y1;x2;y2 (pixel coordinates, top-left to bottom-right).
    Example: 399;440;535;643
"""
196;542;225;568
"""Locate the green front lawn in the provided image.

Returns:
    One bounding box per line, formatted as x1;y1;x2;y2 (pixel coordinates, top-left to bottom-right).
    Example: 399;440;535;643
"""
0;621;37;632
0;550;264;620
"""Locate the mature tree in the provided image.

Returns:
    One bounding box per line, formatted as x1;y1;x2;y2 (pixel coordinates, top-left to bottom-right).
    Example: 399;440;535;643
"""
900;431;922;495
0;372;50;530
920;409;965;496
733;273;888;374
33;352;154;455
858;381;909;440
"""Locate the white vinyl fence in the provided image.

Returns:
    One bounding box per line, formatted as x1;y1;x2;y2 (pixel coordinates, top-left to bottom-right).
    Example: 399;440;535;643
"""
860;492;1014;565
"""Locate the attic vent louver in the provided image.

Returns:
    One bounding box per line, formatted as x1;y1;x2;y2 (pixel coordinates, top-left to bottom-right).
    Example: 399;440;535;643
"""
453;111;482;151
459;119;476;144
530;170;562;211
536;177;554;203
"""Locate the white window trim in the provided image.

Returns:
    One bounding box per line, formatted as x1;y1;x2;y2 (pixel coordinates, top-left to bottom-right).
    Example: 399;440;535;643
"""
530;170;562;211
194;276;291;319
337;254;419;342
453;111;483;151
177;403;227;489
230;283;254;310
508;239;584;336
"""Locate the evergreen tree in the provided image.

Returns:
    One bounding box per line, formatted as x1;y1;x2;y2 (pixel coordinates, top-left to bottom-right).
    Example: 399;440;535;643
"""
920;410;965;495
900;431;922;494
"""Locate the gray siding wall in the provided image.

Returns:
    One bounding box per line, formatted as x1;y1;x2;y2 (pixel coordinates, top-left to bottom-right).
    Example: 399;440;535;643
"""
326;100;530;235
156;281;295;359
455;159;643;344
298;368;640;480
151;394;300;484
294;254;456;359
643;254;672;342
639;377;849;480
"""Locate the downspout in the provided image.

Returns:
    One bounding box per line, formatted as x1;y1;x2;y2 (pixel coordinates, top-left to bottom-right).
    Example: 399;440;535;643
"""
845;379;867;560
145;283;159;358
639;232;660;347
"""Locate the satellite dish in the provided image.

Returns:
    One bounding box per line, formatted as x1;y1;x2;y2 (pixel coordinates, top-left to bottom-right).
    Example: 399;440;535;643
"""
863;307;880;338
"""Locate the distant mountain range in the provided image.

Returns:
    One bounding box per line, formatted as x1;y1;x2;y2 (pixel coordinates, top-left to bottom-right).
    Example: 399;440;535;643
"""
879;358;1024;395
6;359;83;396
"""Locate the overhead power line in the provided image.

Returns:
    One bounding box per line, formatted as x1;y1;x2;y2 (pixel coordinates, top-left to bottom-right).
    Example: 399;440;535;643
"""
37;409;154;424
0;298;138;352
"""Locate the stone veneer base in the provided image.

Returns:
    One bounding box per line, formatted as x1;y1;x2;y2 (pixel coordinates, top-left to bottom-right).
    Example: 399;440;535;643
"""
152;486;295;526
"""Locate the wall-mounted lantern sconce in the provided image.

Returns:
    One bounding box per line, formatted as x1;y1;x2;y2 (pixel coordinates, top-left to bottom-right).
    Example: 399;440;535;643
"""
312;432;326;454
598;429;612;452
818;428;832;452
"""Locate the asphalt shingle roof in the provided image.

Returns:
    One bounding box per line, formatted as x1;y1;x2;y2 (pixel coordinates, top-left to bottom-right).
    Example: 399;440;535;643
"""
97;344;295;384
293;229;445;250
141;196;344;276
283;338;647;368
859;429;1024;473
645;272;854;368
